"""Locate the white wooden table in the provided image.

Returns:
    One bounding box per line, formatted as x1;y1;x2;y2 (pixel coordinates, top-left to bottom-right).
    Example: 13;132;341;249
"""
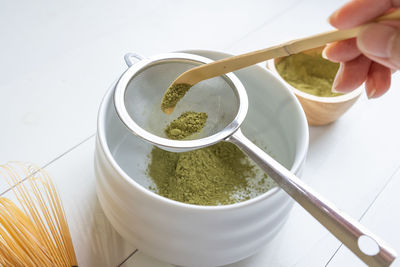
1;0;400;266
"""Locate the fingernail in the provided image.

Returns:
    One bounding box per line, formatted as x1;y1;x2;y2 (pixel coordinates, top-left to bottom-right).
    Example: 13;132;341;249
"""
322;47;329;59
358;23;397;58
332;63;344;93
367;88;377;99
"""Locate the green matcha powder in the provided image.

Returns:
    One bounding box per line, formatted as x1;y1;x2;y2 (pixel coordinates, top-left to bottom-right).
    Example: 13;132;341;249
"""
147;111;275;205
276;52;341;97
164;111;207;140
161;83;192;113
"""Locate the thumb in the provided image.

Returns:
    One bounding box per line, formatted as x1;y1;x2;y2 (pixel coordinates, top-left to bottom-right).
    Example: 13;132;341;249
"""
357;23;400;69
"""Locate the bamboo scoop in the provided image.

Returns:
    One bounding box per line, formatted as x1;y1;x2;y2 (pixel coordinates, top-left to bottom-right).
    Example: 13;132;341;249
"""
161;9;400;114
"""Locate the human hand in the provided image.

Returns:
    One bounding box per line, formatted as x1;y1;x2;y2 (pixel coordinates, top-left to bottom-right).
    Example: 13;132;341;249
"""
323;0;400;98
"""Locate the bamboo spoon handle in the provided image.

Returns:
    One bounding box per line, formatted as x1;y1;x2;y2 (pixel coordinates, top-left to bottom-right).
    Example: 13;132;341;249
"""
174;9;400;86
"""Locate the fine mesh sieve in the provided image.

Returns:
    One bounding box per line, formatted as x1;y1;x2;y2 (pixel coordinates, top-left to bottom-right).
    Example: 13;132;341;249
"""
114;53;247;152
113;52;396;266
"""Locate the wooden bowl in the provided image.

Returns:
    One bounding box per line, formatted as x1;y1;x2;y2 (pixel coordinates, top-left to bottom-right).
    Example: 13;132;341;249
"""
267;47;362;126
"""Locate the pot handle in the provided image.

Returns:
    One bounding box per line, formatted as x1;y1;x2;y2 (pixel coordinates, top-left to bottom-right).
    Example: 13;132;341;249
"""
124;53;144;67
227;129;397;267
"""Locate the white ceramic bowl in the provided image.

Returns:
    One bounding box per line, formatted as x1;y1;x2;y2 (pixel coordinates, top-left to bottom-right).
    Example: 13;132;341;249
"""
94;50;309;267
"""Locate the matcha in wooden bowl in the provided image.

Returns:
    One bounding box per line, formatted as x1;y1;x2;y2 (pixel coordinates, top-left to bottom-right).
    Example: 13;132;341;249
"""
267;46;362;125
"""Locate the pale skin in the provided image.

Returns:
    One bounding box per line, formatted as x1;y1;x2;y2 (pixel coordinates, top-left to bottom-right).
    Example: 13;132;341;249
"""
323;0;400;98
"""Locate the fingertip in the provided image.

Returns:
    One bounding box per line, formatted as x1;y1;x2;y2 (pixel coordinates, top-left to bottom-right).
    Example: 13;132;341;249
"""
331;62;354;93
323;39;361;62
328;0;392;29
322;44;337;61
331;62;344;92
365;62;391;99
321;46;329;60
365;85;390;99
328;5;352;29
332;55;372;93
331;87;342;94
328;10;339;27
366;88;377;99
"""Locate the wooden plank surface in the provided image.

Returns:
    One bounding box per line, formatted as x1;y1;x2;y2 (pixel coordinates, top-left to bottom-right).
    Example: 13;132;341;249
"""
1;0;399;266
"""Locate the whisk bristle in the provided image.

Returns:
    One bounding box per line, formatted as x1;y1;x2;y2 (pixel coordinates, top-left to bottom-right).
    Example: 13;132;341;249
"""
0;162;77;267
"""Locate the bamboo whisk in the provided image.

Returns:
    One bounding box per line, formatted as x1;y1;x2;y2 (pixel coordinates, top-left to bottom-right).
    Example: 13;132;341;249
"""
0;162;77;267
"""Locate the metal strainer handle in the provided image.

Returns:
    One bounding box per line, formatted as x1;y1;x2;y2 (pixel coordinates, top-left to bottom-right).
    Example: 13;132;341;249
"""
227;129;397;267
124;53;144;67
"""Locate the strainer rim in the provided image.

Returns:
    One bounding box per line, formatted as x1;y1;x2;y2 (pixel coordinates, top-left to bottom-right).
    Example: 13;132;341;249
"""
113;52;248;151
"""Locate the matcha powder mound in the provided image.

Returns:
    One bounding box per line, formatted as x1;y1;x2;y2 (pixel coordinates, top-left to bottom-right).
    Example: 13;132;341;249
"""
148;142;261;205
148;106;275;205
165;111;208;140
276;52;341;97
